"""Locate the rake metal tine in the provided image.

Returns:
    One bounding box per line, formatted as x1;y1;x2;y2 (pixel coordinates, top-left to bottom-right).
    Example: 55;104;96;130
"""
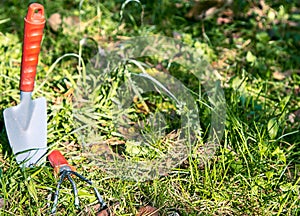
70;171;107;209
93;187;108;211
70;170;92;184
51;170;67;214
67;173;80;209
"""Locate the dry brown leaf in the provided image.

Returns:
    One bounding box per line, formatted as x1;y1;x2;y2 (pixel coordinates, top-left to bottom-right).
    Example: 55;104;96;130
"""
204;7;218;18
288;113;296;123
97;208;111;216
0;198;4;209
48;13;62;32
246;0;272;29
217;17;232;25
284;70;300;77
289;110;300;124
294;85;300;95
186;0;233;20
137;205;159;216
48;13;82;34
273;70;300;80
82;142;122;161
296;110;300;118
62;15;80;34
273;71;286;80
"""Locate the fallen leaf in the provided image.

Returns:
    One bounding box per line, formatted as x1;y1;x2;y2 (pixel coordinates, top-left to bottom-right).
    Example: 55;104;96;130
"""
204;7;218;18
97;208;111;216
62;15;80;34
288;113;296;123
217;17;232;25
246;0;272;29
289;110;300;124
137;205;159;216
217;9;233;25
294;85;300;95
48;13;62;32
0;197;4;209
284;69;300;77
82;142;122;160
273;71;286;80
85;204;114;216
273;69;300;80
186;0;233;20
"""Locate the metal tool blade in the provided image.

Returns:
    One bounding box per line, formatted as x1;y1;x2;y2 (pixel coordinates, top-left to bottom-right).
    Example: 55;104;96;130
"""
3;92;47;167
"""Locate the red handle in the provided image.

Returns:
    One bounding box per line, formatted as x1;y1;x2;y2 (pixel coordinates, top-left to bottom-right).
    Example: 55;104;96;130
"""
20;3;45;92
48;150;69;168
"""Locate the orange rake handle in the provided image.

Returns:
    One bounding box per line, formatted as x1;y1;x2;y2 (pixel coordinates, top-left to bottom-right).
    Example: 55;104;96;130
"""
48;150;76;175
20;3;45;92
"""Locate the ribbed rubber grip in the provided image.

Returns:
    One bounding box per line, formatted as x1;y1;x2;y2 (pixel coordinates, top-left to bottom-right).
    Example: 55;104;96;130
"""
20;3;45;92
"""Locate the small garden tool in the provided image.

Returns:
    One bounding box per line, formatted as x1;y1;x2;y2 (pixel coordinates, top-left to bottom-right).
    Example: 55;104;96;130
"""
3;3;47;167
48;150;107;214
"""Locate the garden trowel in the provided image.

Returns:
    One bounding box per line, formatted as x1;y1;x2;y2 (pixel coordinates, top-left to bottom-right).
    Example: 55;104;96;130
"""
3;3;47;167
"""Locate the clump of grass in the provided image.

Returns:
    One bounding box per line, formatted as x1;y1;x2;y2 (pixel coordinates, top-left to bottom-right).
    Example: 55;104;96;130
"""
0;1;299;215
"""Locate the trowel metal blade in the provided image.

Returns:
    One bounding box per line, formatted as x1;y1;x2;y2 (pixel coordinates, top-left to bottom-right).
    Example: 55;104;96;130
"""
3;97;47;167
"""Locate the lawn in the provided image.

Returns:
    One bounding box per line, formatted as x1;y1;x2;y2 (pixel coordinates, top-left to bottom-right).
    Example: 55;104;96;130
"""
0;0;299;215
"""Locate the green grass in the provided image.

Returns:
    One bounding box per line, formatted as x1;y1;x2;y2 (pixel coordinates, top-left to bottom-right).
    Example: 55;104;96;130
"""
0;0;300;215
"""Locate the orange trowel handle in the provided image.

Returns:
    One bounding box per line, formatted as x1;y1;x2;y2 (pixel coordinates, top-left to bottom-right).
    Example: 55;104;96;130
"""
20;3;45;92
